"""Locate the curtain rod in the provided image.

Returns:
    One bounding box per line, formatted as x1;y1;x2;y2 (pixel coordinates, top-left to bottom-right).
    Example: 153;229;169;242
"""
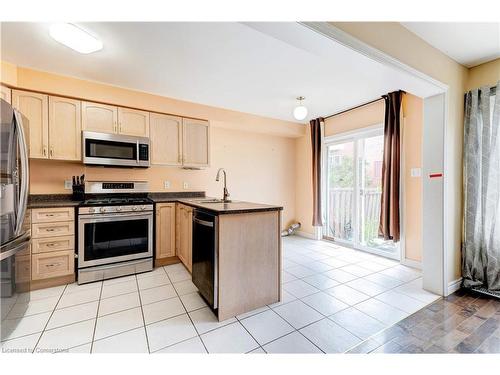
324;90;407;120
324;97;383;120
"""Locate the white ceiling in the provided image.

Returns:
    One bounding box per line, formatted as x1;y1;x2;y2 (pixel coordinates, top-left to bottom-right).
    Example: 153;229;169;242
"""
1;22;441;123
402;22;500;68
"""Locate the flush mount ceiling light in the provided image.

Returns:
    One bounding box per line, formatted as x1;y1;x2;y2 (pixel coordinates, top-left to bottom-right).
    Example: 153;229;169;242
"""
293;96;308;121
49;23;103;54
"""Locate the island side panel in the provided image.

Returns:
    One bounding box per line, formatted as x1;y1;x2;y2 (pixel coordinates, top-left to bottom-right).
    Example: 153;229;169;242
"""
217;210;281;321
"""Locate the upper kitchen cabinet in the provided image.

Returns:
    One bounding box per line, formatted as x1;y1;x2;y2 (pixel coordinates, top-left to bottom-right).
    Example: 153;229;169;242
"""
82;101;118;134
150;113;182;166
182;118;210;168
118;107;150;137
1;85;11;104
48;96;82;161
12;89;49;159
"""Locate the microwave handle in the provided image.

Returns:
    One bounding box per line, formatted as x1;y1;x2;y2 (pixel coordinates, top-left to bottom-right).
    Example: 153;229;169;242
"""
136;140;139;164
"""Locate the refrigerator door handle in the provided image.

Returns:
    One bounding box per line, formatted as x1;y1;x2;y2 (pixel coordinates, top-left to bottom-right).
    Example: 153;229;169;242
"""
0;231;31;261
13;109;29;237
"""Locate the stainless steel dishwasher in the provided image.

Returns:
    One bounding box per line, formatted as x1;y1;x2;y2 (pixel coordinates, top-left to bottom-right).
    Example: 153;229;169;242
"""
191;210;218;309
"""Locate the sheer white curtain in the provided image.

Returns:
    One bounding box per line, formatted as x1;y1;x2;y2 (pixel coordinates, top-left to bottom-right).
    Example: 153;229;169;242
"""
463;81;500;291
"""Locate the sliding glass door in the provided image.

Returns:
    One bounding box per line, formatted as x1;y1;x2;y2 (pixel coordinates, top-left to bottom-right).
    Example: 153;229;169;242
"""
324;127;399;259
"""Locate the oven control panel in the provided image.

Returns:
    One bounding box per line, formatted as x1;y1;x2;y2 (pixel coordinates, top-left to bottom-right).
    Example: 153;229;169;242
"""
79;204;154;215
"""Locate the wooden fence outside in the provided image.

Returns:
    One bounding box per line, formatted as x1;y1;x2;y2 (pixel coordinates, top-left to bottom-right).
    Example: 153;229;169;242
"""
326;188;381;243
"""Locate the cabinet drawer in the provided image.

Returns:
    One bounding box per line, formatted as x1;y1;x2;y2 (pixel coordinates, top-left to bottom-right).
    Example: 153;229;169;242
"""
32;235;74;254
32;250;75;280
32;222;74;238
32;207;74;223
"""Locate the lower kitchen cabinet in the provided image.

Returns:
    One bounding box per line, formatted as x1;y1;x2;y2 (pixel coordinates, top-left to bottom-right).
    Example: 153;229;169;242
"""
32;250;74;281
176;204;193;272
155;203;176;261
30;207;76;289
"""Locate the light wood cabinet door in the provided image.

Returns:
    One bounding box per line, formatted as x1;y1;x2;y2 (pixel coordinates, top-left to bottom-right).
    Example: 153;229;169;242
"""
156;203;176;259
82;101;118;134
150;113;182;165
32;221;74;239
176;204;192;272
118;107;149;137
182;118;210;168
49;96;82;161
12;90;49;159
32;250;75;280
1;85;11;104
32;207;74;223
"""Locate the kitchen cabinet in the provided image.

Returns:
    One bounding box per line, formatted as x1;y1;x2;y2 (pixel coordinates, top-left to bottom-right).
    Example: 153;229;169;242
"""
150;113;182;166
82;101;118;134
176;204;193;272
1;85;11;103
30;207;75;289
118;107;150;137
155;203;176;260
11;89;49;159
49;96;82;161
182;118;210;168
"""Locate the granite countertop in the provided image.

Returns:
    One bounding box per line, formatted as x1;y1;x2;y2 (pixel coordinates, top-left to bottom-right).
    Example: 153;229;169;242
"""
28;192;282;214
178;198;283;214
28;192;206;208
28;194;81;208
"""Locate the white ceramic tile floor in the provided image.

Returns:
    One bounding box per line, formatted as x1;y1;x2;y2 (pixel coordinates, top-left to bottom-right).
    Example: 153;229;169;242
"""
0;236;439;353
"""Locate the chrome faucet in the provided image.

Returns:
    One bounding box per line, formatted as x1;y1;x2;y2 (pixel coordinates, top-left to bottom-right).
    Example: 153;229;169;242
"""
215;168;230;202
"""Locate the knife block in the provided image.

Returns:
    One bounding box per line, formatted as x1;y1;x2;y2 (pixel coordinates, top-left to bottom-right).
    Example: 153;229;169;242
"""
72;184;85;201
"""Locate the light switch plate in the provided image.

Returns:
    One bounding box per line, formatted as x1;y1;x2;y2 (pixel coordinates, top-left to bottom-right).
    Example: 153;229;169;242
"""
164;180;171;189
64;180;72;190
183;182;189;189
410;168;422;177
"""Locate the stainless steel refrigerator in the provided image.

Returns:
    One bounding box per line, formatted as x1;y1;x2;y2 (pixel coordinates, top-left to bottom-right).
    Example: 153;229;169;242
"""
1;98;30;341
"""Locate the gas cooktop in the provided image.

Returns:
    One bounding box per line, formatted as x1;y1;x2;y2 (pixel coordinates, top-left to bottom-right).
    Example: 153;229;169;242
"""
81;196;153;207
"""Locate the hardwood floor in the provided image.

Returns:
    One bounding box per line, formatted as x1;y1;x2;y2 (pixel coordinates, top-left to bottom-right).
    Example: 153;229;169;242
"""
348;288;500;353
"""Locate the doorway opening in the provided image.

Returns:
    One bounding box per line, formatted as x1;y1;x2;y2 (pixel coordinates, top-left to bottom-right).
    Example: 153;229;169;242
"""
323;126;399;260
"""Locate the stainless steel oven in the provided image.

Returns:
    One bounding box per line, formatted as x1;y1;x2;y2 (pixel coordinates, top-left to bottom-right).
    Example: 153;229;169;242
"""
82;131;150;167
77;181;154;284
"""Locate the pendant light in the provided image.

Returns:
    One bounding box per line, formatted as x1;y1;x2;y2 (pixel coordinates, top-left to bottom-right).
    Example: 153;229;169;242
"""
293;96;308;121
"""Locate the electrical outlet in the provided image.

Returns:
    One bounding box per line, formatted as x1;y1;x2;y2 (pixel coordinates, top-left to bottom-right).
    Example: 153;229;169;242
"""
164;180;171;189
64;180;72;190
183;182;189;189
410;168;422;178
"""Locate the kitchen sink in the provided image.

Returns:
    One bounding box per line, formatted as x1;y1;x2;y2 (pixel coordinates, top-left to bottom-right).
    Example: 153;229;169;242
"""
197;199;231;203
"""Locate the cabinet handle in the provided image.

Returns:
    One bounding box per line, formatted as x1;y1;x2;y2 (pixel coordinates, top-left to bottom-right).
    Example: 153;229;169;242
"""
119;122;122;133
50;147;54;157
42;147;47;156
114;121;117;133
45;262;61;268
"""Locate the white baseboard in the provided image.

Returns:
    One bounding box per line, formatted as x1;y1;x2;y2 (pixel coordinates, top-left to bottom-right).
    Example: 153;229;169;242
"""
295;230;317;240
447;277;463;295
401;258;422;270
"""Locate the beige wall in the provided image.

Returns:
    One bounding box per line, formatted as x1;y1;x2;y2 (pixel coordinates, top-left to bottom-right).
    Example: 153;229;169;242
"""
466;58;500;91
402;94;423;262
325;100;384;136
2;62;303;228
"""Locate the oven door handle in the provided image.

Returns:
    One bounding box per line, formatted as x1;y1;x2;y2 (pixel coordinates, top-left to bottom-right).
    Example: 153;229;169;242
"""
79;212;152;223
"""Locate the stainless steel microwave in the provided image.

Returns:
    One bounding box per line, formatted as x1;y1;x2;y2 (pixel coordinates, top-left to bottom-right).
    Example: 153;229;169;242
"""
82;131;150;167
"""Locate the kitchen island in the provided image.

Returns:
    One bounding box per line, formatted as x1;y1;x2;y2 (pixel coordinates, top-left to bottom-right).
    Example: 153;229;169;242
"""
181;198;283;321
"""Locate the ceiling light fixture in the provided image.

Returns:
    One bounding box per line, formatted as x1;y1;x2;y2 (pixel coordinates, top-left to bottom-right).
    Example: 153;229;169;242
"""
293;96;308;121
49;23;103;54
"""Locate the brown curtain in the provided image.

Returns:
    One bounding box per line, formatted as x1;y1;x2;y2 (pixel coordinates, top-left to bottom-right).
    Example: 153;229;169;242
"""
310;117;324;227
379;91;403;242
